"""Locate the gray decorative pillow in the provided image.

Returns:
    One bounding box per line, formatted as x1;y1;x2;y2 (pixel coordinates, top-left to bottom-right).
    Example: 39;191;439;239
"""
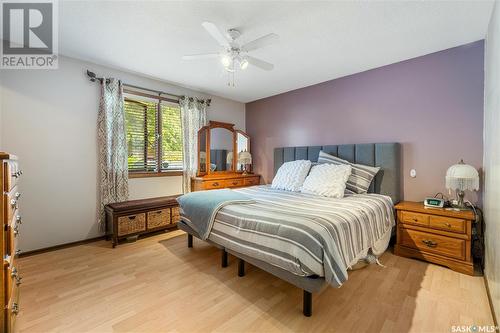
317;150;380;194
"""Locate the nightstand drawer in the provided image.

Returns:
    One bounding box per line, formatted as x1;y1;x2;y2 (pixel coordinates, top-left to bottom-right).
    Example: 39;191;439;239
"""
400;228;465;260
429;215;466;234
401;211;429;227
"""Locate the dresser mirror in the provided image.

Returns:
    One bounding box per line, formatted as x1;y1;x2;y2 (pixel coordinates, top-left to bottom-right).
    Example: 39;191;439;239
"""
210;127;234;172
197;121;251;176
236;130;250;172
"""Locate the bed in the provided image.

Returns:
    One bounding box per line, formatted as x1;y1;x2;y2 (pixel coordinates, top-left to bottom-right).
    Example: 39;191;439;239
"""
178;143;401;316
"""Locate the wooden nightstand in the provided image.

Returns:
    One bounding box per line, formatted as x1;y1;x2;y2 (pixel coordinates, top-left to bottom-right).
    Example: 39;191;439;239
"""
394;201;475;275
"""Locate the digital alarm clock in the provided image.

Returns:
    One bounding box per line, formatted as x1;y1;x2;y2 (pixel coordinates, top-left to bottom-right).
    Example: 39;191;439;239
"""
424;197;445;208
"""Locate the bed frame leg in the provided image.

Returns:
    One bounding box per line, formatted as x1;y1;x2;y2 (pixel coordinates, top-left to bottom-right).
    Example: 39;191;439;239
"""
238;259;245;277
187;234;193;248
221;249;228;268
303;290;312;317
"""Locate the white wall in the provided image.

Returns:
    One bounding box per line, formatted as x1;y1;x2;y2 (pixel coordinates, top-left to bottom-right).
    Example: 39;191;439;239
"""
0;55;245;251
484;1;500;324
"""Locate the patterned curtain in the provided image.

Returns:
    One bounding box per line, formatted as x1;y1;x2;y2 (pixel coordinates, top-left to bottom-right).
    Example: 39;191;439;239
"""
97;78;129;229
180;96;208;193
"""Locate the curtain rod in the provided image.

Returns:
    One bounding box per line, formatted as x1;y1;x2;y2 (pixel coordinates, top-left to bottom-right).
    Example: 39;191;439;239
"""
86;70;212;106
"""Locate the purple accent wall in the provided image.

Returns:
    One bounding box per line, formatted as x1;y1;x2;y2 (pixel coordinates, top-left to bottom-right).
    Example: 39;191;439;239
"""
246;41;484;202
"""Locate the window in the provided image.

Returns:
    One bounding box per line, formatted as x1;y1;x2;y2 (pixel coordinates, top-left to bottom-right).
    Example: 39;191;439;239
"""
124;93;183;176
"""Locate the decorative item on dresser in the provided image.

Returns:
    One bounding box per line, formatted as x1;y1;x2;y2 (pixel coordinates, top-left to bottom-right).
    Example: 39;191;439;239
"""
394;201;477;275
0;152;22;333
192;120;260;191
105;195;180;248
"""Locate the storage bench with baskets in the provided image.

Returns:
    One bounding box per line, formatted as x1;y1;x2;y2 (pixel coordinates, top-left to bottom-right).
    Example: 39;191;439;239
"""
105;195;180;248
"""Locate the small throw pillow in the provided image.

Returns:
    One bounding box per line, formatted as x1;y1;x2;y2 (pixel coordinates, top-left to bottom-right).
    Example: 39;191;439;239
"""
317;150;380;194
301;164;352;198
271;160;312;192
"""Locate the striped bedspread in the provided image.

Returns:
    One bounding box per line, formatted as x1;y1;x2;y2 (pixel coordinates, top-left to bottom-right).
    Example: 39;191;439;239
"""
204;185;395;287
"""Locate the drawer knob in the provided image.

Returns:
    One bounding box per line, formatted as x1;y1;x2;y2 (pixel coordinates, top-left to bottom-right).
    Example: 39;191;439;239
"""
15;192;21;199
10;267;17;278
232;182;238;185
412;218;418;222
10;199;17;207
13;225;19;236
444;223;452;228
16;215;22;224
212;182;219;186
15;249;22;256
128;216;136;220
422;239;437;248
11;303;19;315
15;275;22;286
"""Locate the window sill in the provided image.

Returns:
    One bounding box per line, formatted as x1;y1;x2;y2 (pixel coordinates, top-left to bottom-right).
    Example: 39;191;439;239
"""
129;171;183;179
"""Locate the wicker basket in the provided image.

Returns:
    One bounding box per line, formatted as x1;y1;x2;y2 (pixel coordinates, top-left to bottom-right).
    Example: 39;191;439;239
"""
117;213;146;236
171;206;181;224
147;209;169;229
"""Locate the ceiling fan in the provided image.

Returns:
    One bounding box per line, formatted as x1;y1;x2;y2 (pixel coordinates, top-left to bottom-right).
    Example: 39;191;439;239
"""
182;22;279;74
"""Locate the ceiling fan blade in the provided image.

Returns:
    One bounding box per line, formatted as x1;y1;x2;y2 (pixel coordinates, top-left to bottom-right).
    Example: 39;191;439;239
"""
201;22;230;48
241;33;279;52
247;56;274;71
182;53;220;60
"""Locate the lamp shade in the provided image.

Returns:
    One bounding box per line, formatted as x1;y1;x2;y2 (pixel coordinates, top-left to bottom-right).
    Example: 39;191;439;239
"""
445;160;479;191
238;151;252;165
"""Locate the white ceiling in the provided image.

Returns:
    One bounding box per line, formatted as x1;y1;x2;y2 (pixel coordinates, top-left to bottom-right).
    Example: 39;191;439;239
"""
59;1;494;103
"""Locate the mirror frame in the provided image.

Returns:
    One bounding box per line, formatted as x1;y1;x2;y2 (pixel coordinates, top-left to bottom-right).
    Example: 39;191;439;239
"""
197;121;239;176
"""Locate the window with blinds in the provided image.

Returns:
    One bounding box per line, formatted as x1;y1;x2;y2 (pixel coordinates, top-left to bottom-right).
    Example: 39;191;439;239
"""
124;94;183;174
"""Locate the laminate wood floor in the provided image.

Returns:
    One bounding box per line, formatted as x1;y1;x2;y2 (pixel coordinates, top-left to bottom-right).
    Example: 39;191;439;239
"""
16;230;494;333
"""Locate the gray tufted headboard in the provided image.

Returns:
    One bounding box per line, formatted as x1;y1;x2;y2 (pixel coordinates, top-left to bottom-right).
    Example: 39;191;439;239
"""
274;143;401;204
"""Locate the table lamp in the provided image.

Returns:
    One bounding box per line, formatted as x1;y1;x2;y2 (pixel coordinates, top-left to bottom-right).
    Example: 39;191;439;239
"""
445;159;479;210
238;151;252;175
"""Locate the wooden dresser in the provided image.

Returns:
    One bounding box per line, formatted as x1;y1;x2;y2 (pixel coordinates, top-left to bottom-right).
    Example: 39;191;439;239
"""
395;201;475;275
106;195;180;248
191;173;261;192
0;153;22;332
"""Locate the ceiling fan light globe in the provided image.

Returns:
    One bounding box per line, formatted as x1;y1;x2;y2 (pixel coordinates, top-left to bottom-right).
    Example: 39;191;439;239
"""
240;59;249;70
221;55;232;67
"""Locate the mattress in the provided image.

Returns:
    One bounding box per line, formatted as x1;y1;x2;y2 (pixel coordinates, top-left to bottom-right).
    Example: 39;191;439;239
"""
206;185;395;287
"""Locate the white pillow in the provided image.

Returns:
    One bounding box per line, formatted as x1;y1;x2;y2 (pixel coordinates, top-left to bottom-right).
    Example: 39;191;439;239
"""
301;164;352;198
271;160;312;192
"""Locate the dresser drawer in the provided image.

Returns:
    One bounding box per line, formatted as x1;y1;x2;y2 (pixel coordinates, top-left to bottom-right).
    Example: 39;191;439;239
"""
224;178;244;188
117;213;146;236
400;211;429;227
6;263;22;297
4;186;20;224
147;209;170;229
6;215;20;257
428;215;466;234
6;279;20;333
400;228;465;260
244;177;260;186
171;206;180;224
202;180;225;190
3;161;20;192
